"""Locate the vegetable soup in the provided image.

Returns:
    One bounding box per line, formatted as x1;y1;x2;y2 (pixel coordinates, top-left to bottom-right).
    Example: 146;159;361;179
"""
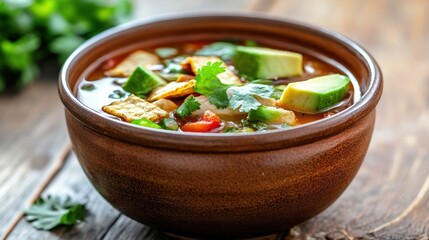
77;40;359;133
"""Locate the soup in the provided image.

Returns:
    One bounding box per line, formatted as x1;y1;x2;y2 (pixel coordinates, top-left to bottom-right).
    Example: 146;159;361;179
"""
77;40;358;133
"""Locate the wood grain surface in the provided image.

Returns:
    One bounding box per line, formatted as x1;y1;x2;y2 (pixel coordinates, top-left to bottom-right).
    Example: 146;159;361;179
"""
1;0;428;239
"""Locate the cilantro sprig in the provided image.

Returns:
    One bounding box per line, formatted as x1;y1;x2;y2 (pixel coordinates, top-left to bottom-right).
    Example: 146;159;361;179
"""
228;84;274;112
24;195;87;231
193;61;275;113
176;96;201;118
194;61;231;108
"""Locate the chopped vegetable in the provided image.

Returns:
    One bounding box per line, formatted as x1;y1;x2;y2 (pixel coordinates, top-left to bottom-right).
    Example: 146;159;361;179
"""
248;106;296;125
193;61;231;108
233;46;303;79
80;83;95;91
89;40;355;134
278;74;351;113
122;66;166;96
227;84;275;112
181;110;222;132
159;118;179;131
108;50;160;77
131;118;162;129
176;96;201;118
188;56;242;85
195;42;237;61
24;195;87;231
108;89;127;99
102;95;168;122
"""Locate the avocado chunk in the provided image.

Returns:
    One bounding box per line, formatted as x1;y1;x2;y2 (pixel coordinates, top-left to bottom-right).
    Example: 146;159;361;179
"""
278;74;351;113
123;66;166;96
233;46;303;79
248;105;296;125
158;118;179;131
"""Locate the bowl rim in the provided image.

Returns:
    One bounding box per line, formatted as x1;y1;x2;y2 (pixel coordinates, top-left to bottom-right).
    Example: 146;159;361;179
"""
59;12;382;152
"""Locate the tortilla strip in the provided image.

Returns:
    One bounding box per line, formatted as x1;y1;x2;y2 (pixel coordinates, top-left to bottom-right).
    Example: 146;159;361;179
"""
102;95;168;122
108;50;160;77
147;80;196;102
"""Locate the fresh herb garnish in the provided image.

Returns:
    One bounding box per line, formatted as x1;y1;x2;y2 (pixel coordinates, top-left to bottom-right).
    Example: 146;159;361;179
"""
176;96;201;118
194;61;231;108
195;42;237;61
108;89;127;99
228;84;274;112
24;195;87;231
80;83;95;91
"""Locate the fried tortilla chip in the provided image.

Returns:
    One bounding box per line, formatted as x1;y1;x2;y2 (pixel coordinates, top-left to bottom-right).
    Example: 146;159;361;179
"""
147;80;196;102
102;95;168;122
108;50;160;77
187;56;242;85
152;99;178;112
176;74;195;82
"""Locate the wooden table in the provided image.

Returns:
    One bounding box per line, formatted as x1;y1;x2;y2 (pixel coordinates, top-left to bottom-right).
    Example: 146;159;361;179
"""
1;0;428;239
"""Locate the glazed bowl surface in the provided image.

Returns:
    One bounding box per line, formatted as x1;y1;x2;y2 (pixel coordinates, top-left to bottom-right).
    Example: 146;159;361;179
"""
59;13;382;239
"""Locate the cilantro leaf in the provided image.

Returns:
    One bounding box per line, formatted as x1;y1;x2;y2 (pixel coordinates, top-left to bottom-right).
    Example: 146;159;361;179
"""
228;84;275;112
194;61;231;108
176;96;201;118
195;42;237;61
24;195;87;231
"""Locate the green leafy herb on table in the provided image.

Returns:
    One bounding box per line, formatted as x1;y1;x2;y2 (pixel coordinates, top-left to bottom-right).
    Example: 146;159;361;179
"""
176;96;201;118
24;195;87;230
0;0;133;93
194;61;231;108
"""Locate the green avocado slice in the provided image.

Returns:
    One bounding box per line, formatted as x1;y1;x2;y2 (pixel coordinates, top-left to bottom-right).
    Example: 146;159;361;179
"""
233;46;303;79
248;105;296;125
123;66;166;96
279;74;351;113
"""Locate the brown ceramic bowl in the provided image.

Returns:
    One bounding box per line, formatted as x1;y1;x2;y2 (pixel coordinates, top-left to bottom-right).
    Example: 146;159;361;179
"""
59;13;382;239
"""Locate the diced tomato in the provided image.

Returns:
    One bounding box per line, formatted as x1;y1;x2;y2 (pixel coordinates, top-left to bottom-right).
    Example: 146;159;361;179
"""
101;59;117;70
181;110;222;132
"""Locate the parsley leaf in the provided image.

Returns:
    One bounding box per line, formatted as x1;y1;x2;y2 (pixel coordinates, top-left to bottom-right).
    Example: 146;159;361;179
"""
176;96;201;118
194;61;232;108
24;195;87;231
228;84;275;112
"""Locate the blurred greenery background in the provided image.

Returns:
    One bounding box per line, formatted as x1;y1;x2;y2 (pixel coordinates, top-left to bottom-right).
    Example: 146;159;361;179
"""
0;0;133;93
